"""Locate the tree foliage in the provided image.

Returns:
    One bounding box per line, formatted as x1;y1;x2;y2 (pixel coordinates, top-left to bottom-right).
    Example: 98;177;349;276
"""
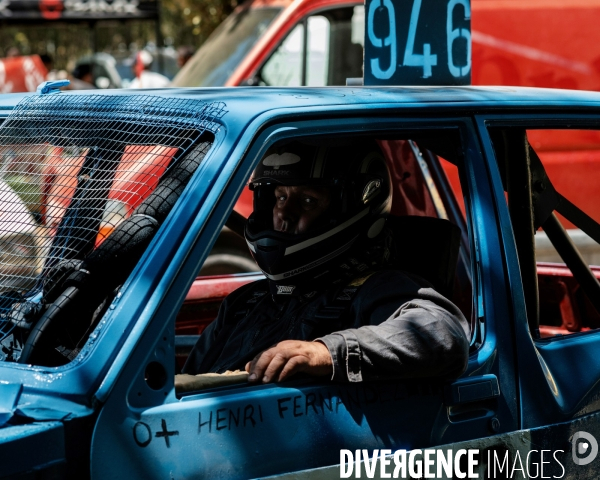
0;0;241;70
161;0;239;48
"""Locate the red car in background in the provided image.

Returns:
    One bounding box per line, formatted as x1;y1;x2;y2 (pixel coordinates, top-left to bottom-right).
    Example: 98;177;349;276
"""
172;0;600;91
171;0;600;255
42;145;174;243
0;56;47;94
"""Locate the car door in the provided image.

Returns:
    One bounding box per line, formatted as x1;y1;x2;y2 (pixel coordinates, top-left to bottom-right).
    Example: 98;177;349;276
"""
474;114;600;477
90;111;518;479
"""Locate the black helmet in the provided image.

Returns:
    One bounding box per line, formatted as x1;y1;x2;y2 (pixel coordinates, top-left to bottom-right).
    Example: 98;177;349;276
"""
244;139;392;294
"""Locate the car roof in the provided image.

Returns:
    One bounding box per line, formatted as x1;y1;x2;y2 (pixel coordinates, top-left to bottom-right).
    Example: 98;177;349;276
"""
2;86;600;121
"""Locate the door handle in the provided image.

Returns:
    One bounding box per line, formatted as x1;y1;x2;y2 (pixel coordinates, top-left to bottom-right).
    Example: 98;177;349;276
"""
443;374;500;406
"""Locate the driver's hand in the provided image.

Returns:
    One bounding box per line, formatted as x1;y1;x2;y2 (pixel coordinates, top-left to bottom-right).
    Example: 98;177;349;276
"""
245;340;333;383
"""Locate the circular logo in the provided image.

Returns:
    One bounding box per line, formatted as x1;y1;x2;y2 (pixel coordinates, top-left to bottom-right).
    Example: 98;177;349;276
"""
572;431;598;466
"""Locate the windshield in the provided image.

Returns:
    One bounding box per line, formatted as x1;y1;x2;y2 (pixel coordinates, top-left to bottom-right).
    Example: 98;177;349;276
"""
171;7;282;87
0;94;221;366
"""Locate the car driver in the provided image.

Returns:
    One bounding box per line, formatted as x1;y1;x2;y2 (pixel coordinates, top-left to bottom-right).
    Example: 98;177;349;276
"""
183;140;470;384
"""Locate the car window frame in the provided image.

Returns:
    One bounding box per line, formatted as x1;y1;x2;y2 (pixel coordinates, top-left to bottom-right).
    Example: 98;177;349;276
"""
0;114;229;402
90;110;521;479
477;112;600;426
161;113;497;401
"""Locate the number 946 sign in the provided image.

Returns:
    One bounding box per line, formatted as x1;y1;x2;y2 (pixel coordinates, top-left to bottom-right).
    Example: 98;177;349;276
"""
364;0;471;85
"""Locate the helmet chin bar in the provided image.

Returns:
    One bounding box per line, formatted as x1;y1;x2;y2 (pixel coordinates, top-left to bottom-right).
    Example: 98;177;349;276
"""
246;205;385;290
245;139;392;292
262;235;358;282
283;208;369;256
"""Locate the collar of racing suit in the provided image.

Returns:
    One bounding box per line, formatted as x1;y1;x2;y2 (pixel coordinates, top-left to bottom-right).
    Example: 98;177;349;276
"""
268;227;394;302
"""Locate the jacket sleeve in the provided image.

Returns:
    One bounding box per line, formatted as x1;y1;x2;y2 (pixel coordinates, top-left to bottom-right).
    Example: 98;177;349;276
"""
317;270;470;382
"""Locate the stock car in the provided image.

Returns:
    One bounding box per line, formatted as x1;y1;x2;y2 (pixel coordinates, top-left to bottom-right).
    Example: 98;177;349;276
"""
0;83;600;479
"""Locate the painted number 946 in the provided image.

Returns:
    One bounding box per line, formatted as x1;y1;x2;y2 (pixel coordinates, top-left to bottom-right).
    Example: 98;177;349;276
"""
367;0;471;80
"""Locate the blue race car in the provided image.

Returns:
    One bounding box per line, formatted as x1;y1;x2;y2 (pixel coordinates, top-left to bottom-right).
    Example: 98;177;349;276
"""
0;83;600;479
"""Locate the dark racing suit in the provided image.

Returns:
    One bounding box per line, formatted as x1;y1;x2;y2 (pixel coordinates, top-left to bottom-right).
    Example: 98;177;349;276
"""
183;269;470;382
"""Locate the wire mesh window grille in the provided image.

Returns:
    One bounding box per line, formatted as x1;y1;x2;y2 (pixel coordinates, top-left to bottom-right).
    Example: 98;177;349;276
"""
0;93;226;362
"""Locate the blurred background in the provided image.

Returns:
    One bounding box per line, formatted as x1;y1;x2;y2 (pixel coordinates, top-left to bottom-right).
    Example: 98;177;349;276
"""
0;0;237;89
0;1;230;65
3;0;600;93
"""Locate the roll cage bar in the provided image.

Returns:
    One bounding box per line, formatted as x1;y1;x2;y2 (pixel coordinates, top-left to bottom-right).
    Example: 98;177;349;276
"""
492;128;600;338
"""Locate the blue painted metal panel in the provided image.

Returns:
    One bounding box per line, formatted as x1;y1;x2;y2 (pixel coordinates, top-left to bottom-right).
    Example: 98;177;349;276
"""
454;116;520;432
5;86;600;118
93;380;449;479
0;383;21;427
0;422;65;478
536;333;600;416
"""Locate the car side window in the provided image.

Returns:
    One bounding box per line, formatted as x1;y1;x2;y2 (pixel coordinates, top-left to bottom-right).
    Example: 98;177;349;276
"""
306;16;330;86
0;95;218;366
176;131;475;378
260;23;304;86
258;6;364;86
489;127;600;338
325;6;364;85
